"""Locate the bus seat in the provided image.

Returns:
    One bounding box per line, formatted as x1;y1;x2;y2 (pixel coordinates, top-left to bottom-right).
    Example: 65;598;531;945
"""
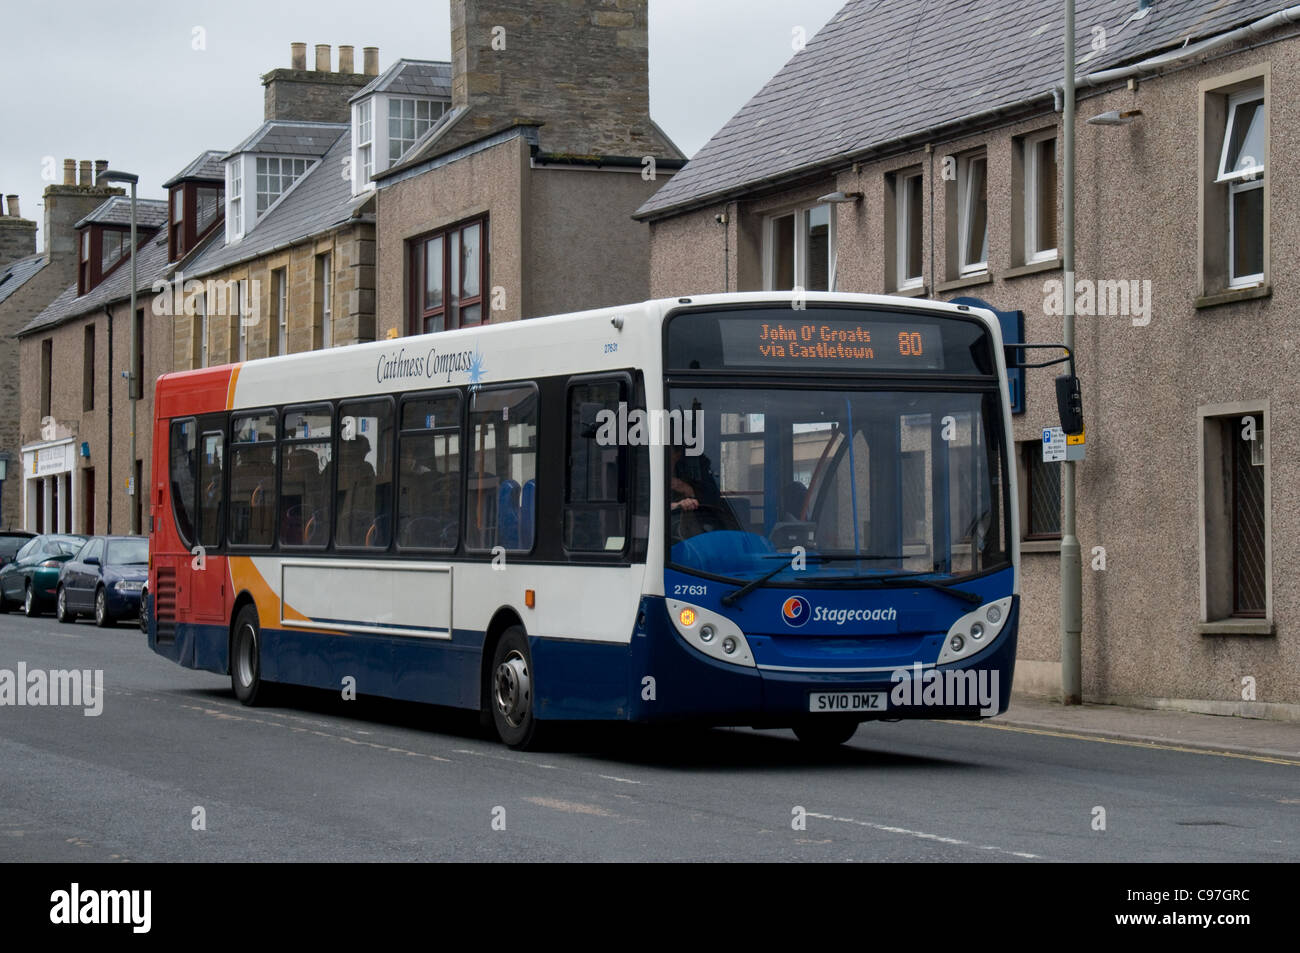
498;480;521;549
519;479;536;550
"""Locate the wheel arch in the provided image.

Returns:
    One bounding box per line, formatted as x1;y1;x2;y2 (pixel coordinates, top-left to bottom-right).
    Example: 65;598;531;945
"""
479;607;525;710
227;589;258;675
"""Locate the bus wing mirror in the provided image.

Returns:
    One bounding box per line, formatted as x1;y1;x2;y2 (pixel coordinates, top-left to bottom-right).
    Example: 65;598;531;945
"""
1056;373;1084;436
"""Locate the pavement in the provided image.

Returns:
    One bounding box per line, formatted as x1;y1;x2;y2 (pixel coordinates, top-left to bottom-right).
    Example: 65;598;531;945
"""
999;694;1300;762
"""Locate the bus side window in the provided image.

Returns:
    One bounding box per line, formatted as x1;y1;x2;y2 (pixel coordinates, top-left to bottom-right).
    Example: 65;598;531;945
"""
229;412;277;547
337;398;394;549
169;418;198;548
397;393;461;551
564;379;628;553
198;430;224;548
468;385;538;552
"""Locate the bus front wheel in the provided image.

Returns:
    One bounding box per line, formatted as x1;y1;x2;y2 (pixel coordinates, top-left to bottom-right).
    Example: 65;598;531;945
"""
490;627;541;749
231;606;271;706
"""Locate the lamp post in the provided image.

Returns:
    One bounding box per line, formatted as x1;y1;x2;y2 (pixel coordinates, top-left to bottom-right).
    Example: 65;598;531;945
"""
97;170;140;535
1061;2;1083;705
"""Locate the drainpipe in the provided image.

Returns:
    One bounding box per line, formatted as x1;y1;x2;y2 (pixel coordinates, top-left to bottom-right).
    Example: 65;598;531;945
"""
104;305;113;534
1061;0;1081;706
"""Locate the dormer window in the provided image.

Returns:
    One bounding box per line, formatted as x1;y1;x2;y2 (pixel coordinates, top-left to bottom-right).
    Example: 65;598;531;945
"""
101;229;129;272
256;157;311;214
167;183;224;262
227;161;243;240
356;99;374;187
77;225;138;295
388;98;444;162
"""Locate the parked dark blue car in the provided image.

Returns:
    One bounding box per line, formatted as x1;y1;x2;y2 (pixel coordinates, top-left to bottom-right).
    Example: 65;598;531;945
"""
56;535;148;627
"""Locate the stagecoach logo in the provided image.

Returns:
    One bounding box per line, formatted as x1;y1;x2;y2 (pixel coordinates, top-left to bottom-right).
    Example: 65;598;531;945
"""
781;596;899;628
782;596;811;628
376;345;485;385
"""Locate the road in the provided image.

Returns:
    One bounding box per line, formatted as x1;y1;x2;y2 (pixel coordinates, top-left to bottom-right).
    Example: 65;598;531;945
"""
1;611;1297;862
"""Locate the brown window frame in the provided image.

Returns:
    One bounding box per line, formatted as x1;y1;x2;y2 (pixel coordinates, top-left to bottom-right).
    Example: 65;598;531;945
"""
167;182;226;263
408;216;488;335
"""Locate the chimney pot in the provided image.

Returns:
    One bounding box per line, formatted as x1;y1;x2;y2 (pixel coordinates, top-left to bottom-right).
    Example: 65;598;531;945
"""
79;160;92;187
63;159;76;186
291;42;307;70
315;44;331;71
6;195;19;219
339;45;354;73
94;160;108;181
363;46;379;76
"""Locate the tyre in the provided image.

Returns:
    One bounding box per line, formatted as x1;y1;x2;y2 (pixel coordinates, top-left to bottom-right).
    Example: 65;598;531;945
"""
94;587;112;628
792;718;860;747
23;582;40;618
139;588;148;634
56;586;74;624
489;626;543;749
230;605;271;705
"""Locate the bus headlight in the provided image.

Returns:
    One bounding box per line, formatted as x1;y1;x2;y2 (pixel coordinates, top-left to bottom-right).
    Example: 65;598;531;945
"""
666;599;755;668
937;597;1014;665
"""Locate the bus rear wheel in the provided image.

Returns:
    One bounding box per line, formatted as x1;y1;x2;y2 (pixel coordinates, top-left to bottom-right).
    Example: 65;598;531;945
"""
490;627;542;749
792;718;859;747
231;606;271;706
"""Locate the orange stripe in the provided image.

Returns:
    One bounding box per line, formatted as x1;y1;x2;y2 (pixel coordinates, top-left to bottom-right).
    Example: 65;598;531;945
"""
226;364;242;410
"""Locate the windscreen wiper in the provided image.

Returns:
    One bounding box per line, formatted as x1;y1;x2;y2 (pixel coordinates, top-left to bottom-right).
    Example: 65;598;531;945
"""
848;571;984;606
721;560;799;607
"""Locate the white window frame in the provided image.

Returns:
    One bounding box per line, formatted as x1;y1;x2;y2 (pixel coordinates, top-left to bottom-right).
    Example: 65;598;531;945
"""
1217;89;1266;289
896;171;923;290
354;98;374;194
320;253;332;348
226;160;243;241
198;293;208;368
387;97;443;164
762;203;835;292
275;269;288;356
237;281;247;362
958;153;989;276
1023;131;1058;264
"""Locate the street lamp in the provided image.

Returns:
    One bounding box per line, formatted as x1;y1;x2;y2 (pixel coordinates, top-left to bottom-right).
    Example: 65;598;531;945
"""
97;169;140;535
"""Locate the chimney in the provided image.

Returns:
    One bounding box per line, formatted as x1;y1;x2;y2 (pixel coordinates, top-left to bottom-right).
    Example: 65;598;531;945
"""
41;158;125;268
0;192;37;266
363;46;379;76
95;159;108;180
339;45;354;73
448;0;674;159
262;43;372;122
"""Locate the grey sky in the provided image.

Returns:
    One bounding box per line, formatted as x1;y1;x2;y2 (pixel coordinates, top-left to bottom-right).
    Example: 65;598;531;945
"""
0;0;844;250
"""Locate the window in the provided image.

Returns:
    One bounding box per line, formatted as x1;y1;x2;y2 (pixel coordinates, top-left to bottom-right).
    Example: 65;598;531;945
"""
100;229;128;274
169;418;197;548
82;323;95;412
1023;132;1058;263
273;268;288;355
1217;90;1265;287
279;406;333;547
409;218;487;334
198;430;224;547
958;153;988;275
255;157;309;215
236;281;247;361
337;399;394;548
397;392;462;550
40;338;52;418
765;204;832;292
79;231;89;293
1200;407;1270;624
356;99;373;187
565;379;629;553
229;412;277;547
1022;441;1061;539
198;292;208;368
227;161;242;237
196;186;222;235
388;98;443;162
467;386;538;552
315;253;332;348
893;170;923;290
170;188;183;260
132;309;144;400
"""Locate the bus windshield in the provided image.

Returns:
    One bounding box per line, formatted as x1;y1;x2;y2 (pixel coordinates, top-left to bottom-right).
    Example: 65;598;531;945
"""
666;386;1008;585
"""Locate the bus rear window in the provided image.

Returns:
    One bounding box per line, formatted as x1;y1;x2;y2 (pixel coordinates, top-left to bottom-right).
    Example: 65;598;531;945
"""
169;418;197;547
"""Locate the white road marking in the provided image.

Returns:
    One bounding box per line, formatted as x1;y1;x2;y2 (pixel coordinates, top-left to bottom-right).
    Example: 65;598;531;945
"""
807;812;1042;859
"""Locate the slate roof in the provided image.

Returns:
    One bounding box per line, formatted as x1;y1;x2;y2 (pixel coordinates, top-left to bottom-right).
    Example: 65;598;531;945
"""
18;230;170;337
0;253;46;308
163;150;226;187
183;127;369;278
637;0;1296;219
74;195;168;230
349;59;452;103
224;120;345;159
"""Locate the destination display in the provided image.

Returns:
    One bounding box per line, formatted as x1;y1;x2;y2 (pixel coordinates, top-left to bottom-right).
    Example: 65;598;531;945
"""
718;317;944;370
666;307;997;374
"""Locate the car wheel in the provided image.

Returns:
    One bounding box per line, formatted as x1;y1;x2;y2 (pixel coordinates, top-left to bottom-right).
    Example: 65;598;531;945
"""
231;605;272;705
94;587;112;628
23;582;40;618
56;586;74;624
792;718;860;747
0;584;10;614
490;626;544;749
139;587;148;634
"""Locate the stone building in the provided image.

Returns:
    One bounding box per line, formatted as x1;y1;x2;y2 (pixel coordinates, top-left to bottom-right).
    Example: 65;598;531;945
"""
636;0;1300;718
0;162;124;529
371;0;685;338
170;44;380;369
